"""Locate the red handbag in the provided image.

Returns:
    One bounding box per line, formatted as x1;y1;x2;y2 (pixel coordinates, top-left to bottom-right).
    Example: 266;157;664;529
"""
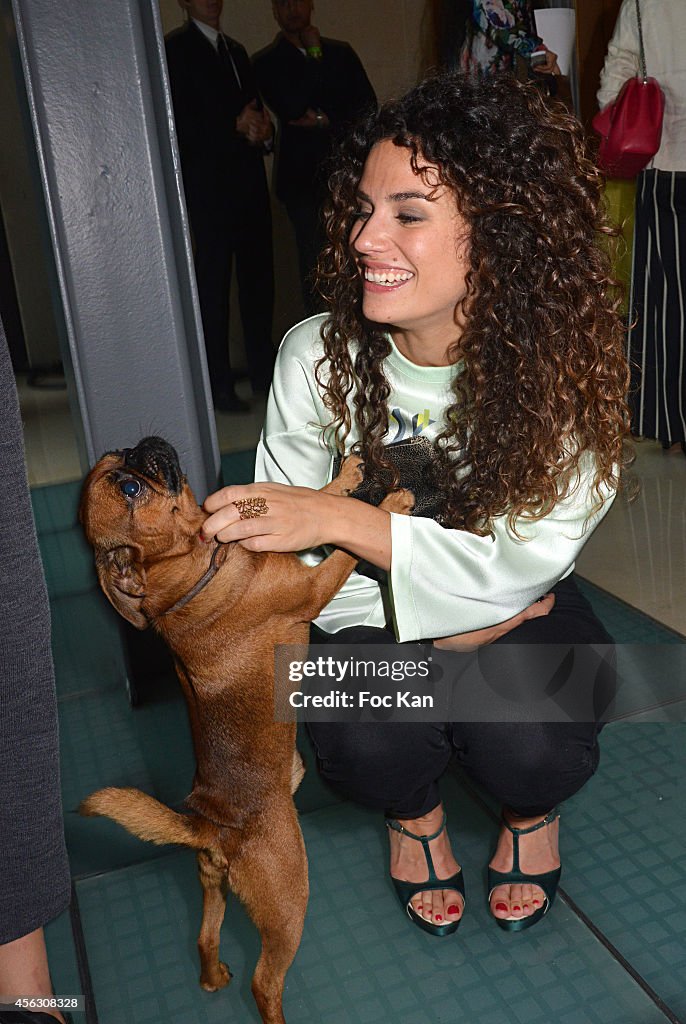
592;0;665;178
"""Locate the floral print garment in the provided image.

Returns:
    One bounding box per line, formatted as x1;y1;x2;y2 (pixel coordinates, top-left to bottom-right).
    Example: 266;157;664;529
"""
459;0;541;76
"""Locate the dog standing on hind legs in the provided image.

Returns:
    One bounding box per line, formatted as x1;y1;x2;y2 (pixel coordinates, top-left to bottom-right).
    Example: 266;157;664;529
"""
79;436;414;1024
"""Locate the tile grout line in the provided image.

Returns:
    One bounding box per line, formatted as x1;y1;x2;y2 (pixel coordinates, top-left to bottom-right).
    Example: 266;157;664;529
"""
459;778;684;1024
68;882;99;1024
554;889;684;1024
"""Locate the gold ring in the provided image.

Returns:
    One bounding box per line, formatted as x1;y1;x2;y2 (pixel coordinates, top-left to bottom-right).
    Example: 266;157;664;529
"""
232;496;269;520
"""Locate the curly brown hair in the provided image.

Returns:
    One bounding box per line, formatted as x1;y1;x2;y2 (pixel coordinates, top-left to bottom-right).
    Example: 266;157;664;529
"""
315;71;630;536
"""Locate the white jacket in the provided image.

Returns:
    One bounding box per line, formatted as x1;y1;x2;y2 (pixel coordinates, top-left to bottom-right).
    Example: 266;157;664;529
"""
597;0;686;172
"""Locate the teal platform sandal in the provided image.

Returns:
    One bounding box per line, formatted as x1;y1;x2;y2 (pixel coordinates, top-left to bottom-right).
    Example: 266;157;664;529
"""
386;813;465;937
488;809;561;932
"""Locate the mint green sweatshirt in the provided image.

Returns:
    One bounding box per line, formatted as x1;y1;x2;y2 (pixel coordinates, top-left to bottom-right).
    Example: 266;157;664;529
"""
255;315;615;641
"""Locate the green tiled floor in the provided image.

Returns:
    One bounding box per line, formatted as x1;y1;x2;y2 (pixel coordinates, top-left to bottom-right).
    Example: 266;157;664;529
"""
563;723;686;1017
35;453;686;1024
70;781;670;1024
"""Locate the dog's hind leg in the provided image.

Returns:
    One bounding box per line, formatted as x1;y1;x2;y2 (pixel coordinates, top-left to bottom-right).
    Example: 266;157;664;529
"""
230;809;308;1024
197;848;232;992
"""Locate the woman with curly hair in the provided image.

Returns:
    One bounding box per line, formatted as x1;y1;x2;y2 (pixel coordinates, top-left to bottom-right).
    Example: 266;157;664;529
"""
202;72;630;936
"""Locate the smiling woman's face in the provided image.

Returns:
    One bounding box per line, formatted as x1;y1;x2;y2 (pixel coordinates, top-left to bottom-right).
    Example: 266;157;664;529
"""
349;140;470;356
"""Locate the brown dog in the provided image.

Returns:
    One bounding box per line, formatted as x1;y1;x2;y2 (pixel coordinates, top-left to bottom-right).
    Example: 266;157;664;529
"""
78;436;413;1024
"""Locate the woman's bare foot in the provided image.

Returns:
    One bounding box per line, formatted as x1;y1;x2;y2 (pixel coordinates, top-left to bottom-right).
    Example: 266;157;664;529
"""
388;803;464;925
489;809;560;921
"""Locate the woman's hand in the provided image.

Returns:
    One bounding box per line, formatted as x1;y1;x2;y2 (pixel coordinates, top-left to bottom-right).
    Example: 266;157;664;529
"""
203;481;394;567
533;44;560;75
202;482;336;552
432;593;556;653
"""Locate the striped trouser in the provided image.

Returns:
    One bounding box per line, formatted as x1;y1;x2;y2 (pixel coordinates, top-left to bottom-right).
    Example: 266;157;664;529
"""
628;168;686;444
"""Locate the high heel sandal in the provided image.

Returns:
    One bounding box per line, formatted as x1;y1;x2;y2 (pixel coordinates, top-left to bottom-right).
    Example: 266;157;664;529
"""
488;809;561;932
386;812;465;937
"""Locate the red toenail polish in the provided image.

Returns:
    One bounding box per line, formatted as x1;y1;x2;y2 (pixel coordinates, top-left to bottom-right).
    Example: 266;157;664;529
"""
495;902;508;912
533;899;541;906
435;915;443;921
513;905;521;911
447;905;460;914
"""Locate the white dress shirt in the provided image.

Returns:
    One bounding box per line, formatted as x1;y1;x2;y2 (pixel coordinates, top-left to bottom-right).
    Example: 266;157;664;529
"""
191;18;241;88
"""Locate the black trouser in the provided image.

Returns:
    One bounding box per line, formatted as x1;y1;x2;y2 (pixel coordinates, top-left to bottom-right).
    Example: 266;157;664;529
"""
187;172;275;397
307;575;615;819
284;192;326;316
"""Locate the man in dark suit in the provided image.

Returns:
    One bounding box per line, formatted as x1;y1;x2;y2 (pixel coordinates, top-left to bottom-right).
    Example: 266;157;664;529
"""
253;1;376;312
166;0;275;412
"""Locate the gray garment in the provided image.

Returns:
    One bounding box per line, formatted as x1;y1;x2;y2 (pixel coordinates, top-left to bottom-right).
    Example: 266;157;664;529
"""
0;320;70;943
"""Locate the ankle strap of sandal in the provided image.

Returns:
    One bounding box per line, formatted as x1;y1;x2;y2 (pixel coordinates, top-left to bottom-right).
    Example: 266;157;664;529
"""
386;811;448;885
501;809;558;837
386;810;447;844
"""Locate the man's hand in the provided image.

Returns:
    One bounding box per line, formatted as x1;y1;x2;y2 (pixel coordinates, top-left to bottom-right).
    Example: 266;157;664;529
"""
299;24;321;51
532;44;560;75
432;593;556;653
236;100;273;145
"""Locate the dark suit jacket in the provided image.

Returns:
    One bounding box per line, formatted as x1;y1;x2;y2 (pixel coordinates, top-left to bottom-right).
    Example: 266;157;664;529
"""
165;22;269;212
252;35;376;201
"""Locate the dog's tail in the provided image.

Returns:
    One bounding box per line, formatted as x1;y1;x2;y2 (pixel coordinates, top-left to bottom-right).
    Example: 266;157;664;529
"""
80;787;219;850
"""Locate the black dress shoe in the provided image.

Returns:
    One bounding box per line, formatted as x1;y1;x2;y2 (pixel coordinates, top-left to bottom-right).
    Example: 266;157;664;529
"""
661;440;686;455
214;393;250;413
0;1012;72;1024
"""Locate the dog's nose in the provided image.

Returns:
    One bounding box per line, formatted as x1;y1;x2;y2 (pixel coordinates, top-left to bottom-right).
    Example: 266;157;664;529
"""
124;437;183;494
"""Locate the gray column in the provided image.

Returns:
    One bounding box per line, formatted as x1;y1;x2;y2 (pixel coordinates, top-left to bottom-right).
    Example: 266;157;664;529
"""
10;0;220;499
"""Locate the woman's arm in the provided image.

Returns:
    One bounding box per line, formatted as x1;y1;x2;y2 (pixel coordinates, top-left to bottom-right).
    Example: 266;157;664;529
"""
203;447;613;644
202;478;558;646
203;482;392;564
386;457;614;642
597;0;640;109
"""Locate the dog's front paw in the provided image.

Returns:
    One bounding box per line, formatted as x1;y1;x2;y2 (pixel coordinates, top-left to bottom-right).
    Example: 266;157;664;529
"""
380;487;415;516
200;961;232;992
329;455;364;495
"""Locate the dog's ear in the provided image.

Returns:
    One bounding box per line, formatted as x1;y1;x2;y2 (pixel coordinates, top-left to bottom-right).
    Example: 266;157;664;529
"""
95;546;148;629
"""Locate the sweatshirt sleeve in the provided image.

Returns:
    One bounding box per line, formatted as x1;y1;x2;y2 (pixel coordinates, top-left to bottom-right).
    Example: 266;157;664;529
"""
597;0;640;109
254;319;332;490
389;454;616;642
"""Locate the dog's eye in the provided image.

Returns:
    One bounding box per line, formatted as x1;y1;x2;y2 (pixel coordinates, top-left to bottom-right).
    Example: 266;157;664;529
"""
120;478;142;498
